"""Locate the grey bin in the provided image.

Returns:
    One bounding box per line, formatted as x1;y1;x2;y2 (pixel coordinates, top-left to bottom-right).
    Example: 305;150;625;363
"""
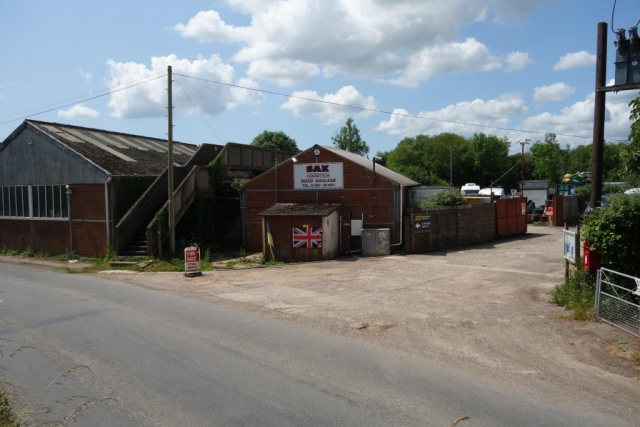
361;228;390;257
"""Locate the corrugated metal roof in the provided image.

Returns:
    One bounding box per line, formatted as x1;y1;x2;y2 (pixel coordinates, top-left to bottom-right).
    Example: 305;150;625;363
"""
261;203;341;216
318;145;418;186
27;120;204;176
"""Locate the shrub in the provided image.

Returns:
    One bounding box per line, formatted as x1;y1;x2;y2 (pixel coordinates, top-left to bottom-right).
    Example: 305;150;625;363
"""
420;191;466;209
581;193;640;277
551;263;596;320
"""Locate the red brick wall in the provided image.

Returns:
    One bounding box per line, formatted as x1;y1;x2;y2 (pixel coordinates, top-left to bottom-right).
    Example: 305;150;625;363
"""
244;146;400;252
0;220;31;251
70;184;106;221
0;184;107;257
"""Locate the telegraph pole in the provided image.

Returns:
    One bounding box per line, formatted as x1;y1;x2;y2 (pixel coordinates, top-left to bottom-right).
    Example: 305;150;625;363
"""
449;145;453;187
590;22;607;209
167;66;176;255
518;139;530;195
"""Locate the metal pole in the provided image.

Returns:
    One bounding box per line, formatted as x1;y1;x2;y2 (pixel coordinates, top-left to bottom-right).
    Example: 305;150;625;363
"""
168;65;176;255
590;22;607;210
521;142;525;195
449;145;453;187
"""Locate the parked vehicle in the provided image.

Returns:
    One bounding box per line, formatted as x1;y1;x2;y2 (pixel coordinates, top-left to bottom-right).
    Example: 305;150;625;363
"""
460;183;480;195
478;187;505;199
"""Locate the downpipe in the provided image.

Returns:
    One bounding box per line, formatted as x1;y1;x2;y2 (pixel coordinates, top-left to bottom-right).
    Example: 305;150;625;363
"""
105;176;112;250
391;185;404;247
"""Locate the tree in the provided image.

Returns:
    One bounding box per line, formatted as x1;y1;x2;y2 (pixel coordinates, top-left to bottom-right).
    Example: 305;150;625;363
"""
251;130;299;153
383;133;472;186
469;133;510;187
331;118;369;156
623;96;640;178
528;133;566;186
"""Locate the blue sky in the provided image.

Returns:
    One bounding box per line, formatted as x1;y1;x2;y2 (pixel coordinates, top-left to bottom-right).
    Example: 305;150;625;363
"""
1;0;639;155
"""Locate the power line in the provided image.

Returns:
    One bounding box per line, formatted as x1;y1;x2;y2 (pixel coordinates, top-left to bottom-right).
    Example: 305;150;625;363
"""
174;75;224;144
0;72;166;121
173;72;627;143
0;75;167;127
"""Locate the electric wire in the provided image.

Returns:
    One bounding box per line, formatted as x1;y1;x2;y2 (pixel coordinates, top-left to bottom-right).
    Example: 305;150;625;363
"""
0;72;166;121
174;75;224;144
0;75;167;127
493;161;519;186
612;0;618;33
174;72;627;142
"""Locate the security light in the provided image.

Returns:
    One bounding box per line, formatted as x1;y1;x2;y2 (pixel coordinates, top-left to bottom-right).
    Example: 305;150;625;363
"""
291;157;298;163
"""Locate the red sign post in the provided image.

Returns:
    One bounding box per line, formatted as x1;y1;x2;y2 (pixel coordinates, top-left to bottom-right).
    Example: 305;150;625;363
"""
184;246;201;277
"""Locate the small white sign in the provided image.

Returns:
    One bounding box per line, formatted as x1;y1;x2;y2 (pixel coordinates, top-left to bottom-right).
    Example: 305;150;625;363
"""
563;230;577;264
184;246;201;275
294;162;344;190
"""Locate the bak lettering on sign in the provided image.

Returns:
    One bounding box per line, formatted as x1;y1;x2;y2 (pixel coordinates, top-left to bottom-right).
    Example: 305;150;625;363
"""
294;162;344;190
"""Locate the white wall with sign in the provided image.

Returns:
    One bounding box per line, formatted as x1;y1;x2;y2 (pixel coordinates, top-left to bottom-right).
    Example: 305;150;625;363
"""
293;162;344;190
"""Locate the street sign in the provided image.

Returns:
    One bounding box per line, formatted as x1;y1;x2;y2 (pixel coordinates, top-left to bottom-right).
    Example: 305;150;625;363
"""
184;246;201;276
412;214;431;233
563;230;577;264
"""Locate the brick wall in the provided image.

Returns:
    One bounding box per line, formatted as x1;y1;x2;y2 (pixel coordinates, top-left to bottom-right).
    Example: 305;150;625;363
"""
0;184;107;257
457;203;496;246
244;146;401;252
405;203;496;253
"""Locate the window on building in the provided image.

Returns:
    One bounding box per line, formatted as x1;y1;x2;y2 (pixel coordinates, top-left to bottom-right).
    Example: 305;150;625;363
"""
0;185;68;219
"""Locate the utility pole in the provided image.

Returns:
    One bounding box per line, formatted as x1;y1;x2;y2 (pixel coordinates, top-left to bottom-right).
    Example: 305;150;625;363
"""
449;145;453;187
518;139;530;196
167;65;176;255
590;22;607;210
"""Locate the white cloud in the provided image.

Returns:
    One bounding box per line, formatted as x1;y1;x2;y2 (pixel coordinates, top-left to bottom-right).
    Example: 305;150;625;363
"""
552;50;596;71
506;51;533;72
532;82;575;103
79;68;93;83
281;85;377;124
247;59;320;87
384;38;502;87
375;93;527;136
58;104;99;120
105;54;261;119
519;82;632;146
175;1;549;86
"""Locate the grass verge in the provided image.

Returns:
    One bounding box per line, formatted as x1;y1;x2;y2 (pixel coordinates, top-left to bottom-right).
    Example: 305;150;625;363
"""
551;264;596;321
0;391;18;427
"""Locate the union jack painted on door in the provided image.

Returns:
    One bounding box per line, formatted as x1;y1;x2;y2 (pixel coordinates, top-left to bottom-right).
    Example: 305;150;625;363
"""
292;226;323;249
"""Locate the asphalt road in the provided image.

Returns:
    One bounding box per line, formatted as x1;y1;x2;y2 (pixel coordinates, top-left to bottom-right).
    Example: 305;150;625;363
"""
0;263;633;427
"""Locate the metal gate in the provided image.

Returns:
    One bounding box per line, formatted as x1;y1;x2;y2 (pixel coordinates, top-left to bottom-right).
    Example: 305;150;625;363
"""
596;268;640;338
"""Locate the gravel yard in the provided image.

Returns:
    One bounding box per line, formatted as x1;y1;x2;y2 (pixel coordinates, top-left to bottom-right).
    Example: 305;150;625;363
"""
74;226;640;416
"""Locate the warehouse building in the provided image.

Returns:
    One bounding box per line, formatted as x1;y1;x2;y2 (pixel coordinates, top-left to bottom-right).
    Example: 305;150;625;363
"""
242;145;418;260
0;120;211;256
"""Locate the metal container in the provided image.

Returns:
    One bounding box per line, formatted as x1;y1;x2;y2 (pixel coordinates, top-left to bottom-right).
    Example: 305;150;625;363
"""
361;228;390;257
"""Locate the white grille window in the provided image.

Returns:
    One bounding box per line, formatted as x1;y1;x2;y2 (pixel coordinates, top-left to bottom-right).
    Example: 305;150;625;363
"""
0;185;68;219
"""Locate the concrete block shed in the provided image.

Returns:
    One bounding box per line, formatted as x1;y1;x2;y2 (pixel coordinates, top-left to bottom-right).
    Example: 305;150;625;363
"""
261;203;339;262
242;144;419;256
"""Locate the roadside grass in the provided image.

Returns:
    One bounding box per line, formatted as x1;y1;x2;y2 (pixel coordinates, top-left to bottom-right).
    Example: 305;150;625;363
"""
551;264;596;321
0;391;18;427
608;346;640;368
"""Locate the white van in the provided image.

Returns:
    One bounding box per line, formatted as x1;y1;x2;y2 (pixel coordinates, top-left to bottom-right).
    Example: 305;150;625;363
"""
478;187;506;199
461;183;480;195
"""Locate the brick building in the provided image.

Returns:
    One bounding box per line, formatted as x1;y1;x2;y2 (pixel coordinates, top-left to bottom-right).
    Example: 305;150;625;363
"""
242;144;418;255
0;120;205;257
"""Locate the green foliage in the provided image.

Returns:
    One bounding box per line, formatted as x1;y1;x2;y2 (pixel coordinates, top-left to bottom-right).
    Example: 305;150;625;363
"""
625;97;640;176
581;194;640;277
20;247;34;257
574;185;590;199
385;133;472;186
0;246;20;256
471;133;510;187
529;134;565;186
332;118;369;156
551;264;595;320
251;130;299;153
420;191;467;209
114;175;149;222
